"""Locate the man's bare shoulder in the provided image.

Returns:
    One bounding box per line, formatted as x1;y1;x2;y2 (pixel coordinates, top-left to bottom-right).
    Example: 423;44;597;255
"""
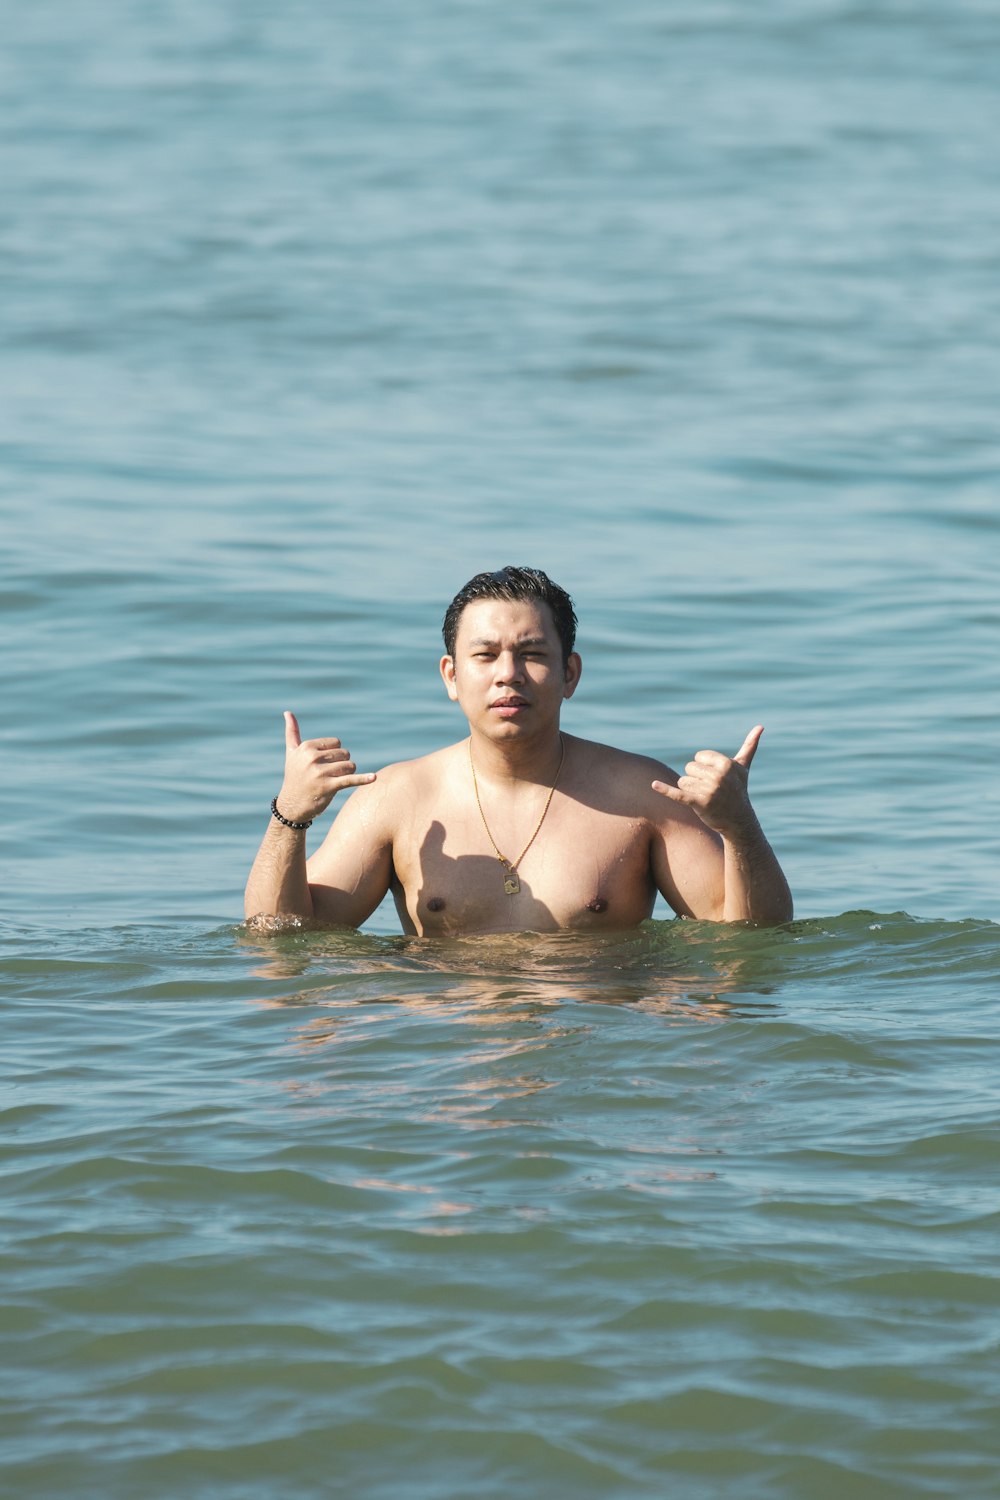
565;733;712;833
309;743;464;864
331;740;464;817
371;740;466;790
567;733;676;791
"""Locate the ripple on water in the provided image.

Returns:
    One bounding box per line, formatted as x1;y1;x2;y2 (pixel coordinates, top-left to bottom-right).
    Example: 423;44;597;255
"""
4;907;1000;1497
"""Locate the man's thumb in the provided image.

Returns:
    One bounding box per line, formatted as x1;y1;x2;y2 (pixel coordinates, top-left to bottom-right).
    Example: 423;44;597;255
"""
733;724;764;769
284;710;301;750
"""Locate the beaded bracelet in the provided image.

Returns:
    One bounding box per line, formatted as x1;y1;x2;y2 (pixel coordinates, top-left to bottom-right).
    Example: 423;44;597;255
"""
270;796;313;830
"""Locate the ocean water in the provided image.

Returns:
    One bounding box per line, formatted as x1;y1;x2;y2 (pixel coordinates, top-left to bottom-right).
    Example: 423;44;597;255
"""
3;0;999;1495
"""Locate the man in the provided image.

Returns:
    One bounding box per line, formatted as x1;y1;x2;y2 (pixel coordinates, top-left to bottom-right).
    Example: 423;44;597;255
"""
245;566;792;932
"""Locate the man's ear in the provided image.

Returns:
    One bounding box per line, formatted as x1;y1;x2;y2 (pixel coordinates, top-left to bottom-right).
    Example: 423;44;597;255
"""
440;655;459;702
563;652;582;700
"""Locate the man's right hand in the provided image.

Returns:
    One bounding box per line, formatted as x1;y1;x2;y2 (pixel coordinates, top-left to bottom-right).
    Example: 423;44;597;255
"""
274;710;377;826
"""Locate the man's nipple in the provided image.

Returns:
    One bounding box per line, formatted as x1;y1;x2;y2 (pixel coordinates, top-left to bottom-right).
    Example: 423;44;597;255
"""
586;896;608;914
427;897;446;913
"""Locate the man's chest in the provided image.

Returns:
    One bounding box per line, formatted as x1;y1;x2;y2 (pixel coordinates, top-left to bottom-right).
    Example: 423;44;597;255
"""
390;800;657;934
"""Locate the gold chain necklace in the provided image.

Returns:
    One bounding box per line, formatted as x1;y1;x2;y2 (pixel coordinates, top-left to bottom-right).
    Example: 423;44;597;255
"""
468;734;565;895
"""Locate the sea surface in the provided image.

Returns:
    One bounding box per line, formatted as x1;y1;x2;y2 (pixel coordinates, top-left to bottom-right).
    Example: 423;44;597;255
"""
3;1;999;1495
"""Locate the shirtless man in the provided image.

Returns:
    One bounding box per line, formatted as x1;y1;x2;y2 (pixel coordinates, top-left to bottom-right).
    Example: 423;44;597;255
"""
244;566;792;933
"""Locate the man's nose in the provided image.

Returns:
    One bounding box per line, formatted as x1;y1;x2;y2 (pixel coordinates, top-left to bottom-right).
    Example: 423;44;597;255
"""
494;651;524;683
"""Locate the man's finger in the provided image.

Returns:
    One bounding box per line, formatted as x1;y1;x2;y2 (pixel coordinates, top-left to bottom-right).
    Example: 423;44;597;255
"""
284;710;301;750
651;780;686;802
318;756;356;775
693;750;728;770
733;724;764;769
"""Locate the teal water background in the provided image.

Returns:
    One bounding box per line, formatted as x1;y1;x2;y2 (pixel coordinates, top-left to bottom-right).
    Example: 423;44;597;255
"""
3;1;1000;1495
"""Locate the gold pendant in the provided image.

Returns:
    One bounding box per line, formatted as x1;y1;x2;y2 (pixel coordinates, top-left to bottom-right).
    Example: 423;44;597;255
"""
502;863;520;895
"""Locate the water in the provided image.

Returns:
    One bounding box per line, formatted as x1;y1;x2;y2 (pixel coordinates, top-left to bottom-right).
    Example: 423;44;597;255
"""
3;0;1000;1494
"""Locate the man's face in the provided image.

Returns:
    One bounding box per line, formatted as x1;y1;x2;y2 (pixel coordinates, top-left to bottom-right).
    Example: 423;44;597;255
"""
440;598;580;737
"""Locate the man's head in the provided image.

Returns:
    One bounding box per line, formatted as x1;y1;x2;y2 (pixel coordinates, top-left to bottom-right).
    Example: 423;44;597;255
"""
442;566;578;665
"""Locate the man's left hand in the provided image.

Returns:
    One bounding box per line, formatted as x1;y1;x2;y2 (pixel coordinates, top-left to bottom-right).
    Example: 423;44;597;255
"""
652;725;763;836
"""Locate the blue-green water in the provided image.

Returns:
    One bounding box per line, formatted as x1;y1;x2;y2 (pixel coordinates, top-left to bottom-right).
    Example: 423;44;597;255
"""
3;1;999;1495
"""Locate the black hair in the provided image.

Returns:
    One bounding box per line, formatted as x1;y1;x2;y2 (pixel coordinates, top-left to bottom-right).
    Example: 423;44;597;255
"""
442;566;578;663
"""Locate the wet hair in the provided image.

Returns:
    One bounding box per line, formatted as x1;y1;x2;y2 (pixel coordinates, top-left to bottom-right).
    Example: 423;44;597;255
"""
442;566;578;663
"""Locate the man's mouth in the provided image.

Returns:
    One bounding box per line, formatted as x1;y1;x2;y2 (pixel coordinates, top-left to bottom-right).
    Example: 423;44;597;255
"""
490;697;529;712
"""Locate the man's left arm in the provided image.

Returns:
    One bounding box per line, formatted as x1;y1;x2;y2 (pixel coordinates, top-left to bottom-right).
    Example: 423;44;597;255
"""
651;725;793;924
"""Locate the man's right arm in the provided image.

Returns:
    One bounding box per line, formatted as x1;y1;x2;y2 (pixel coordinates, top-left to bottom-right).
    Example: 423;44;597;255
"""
243;711;388;926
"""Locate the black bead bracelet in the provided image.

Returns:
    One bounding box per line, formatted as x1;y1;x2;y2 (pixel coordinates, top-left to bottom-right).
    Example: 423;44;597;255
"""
270;796;313;830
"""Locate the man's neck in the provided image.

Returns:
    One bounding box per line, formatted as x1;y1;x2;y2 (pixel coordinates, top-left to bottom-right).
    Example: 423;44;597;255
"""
467;726;567;787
